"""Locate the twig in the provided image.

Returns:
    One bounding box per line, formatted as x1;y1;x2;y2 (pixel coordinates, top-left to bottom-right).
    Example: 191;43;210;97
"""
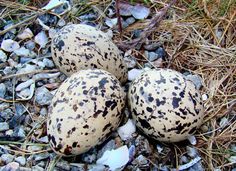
116;0;123;38
117;0;177;51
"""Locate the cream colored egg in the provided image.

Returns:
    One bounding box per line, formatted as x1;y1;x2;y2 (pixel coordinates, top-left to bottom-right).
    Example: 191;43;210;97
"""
47;69;126;156
128;69;204;142
51;24;128;84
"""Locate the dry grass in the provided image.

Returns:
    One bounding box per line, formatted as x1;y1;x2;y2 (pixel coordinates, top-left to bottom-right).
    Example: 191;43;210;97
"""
0;0;235;170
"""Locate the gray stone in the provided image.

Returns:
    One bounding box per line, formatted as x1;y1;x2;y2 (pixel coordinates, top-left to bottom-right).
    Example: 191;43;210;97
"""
15;103;26;116
13;126;25;138
188;161;204;171
180;155;189;164
124;56;136;68
0;122;9;131
34;153;50;161
82;153;97;164
42;58;54;68
126;17;136;25
31;166;44;171
97;140;116;158
15;156;26;166
0;109;13;121
37;136;48;143
0;83;6;98
39;107;47;116
0;50;7;62
148;52;159;62
56;161;70;170
1;154;14;164
35;87;53;106
128;69;144;81
25;40;35;50
3;66;14;75
187;146;198;158
155;47;167;60
186;74;202;90
1;162;19;171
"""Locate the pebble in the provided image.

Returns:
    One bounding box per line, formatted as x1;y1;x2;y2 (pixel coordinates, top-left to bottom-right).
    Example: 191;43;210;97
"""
39;107;47;116
186;146;198;158
132;29;142;38
57;18;66;27
37;61;46;69
0;122;9;132
34;153;50;161
189;161;204;171
131;4;150;19
0;83;6;98
56;160;71;170
34;31;48;48
155;47;167;60
147;51;159;62
79;13;97;20
13;126;26;138
132;155;149;167
25;40;35;50
37;136;48;143
1;154;14;164
187;135;197;145
1;109;13;121
20;57;32;64
9;115;26;129
17;28;33;40
27;146;43;151
18;88;31;98
97;139;116;159
0;50;7;62
126;17;136;25
31;165;44;171
202;94;208;101
117;119;136;141
144;43;162;51
156;144;163;153
3;66;15;75
14;47;35;58
82;153;97;164
17;64;37;74
128;68;144;81
1;39;20;52
15;156;26;166
35;86;53;106
105;18;117;28
180;155;189;164
16;79;34;92
186;74;202;90
42;58;54;68
1;162;19;171
5;129;13;136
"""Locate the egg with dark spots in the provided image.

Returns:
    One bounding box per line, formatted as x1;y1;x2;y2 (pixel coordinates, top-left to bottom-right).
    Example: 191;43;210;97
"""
128;69;204;142
51;24;128;84
47;69;126;156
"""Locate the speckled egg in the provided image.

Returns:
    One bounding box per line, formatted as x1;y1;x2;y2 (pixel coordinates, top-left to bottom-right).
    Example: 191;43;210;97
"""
47;69;126;156
51;24;128;84
128;69;204;142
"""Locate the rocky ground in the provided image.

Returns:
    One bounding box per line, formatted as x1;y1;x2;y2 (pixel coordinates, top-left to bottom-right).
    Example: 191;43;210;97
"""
0;0;235;171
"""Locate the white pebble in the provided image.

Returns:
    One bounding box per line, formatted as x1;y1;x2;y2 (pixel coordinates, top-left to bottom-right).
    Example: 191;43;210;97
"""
0;50;7;62
49;28;57;38
202;94;208;101
1;39;20;52
117;119;136;140
17;88;31;98
187;135;197;145
17;64;37;74
43;58;54;68
128;68;144;81
17;28;33;40
37;61;46;69
34;31;48;48
219;117;229;128
105;18;118;28
16;79;34;92
14;47;32;57
15;156;26;166
57;18;66;27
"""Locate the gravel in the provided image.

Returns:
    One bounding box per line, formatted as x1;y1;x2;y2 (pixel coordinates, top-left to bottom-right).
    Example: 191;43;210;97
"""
15;156;26;166
1;154;14;164
0;83;6;98
35;86;53;106
0;122;9;132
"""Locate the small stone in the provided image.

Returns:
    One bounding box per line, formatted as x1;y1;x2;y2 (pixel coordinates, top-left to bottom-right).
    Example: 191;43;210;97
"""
38;136;48;143
202;94;208;101
15;103;26;115
1;162;19;171
1;154;14;164
34;153;50;161
27;146;43;151
34;31;48;48
126;17;136;25
132;155;149;167
20;57;31;64
14;47;35;58
200;125;209;132
186;74;202;90
187;135;197;145
9;115;26;129
180;155;189;164
0;83;6;98
128;69;144;81
1;108;13;121
15;156;26;166
42;58;54;68
0;122;9;131
3;66;14;75
18;88;31;98
189;161;204;171
97;140;116;159
155;47;167;60
117;119;136;140
144;43;162;51
121;21;129;28
105;18;118;28
156;144;163;153
39;107;47;116
124;56;136;68
1;39;20;52
37;61;46;69
32;165;44;171
13;126;26;138
56;160;70;170
17;28;33;40
0;50;7;62
57;18;66;27
148;52;159;62
25;40;35;50
82;153;97;164
187;146;198;158
35;86;53;106
17;64;37;74
144;63;153;69
131;4;150;19
132;29;142;38
79;13;97;20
